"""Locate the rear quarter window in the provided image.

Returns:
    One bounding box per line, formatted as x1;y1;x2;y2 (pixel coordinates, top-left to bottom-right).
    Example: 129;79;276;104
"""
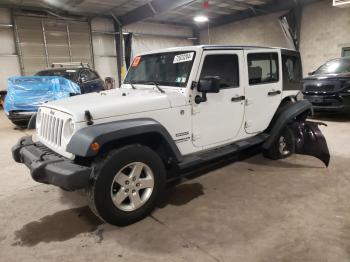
282;53;302;91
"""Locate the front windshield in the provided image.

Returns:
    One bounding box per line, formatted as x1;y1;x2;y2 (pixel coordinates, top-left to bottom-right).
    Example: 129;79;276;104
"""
314;58;350;74
124;51;196;87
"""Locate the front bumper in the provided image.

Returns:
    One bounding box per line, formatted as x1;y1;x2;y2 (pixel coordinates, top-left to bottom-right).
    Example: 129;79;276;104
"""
303;94;350;113
8;111;34;121
12;136;92;191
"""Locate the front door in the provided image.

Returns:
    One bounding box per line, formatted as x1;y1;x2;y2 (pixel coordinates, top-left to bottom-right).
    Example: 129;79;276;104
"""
192;50;245;148
244;51;282;134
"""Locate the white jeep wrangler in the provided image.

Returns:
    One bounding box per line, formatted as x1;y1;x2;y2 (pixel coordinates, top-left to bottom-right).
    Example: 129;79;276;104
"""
13;45;330;226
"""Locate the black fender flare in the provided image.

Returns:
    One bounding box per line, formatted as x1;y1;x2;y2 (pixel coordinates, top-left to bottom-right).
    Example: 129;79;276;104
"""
66;118;183;162
262;100;313;150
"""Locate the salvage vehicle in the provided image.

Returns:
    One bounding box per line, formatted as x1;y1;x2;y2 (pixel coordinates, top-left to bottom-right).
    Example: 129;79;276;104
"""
303;57;350;113
12;46;330;226
4;63;104;127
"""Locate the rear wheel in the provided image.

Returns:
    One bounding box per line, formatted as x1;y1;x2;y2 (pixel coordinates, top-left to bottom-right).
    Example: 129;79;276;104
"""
263;126;295;160
87;144;166;226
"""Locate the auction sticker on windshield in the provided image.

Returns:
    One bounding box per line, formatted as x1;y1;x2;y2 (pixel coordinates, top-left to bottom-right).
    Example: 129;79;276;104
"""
173;52;194;64
132;56;141;67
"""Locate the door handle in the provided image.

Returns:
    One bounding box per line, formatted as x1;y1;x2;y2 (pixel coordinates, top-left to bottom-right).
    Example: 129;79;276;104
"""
231;96;245;102
268;90;281;96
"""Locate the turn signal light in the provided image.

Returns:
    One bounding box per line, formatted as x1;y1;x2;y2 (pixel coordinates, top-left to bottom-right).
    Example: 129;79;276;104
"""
90;142;100;152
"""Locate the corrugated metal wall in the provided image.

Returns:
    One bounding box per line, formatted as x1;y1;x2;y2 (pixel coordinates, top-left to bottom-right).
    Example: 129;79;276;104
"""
0;8;20;91
91;17;118;83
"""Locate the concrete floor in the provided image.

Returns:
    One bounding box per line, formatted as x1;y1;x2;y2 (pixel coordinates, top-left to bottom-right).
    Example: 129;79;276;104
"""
1;110;350;262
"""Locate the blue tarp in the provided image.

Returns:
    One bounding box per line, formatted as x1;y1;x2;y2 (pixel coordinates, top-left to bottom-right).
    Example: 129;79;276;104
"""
4;76;80;113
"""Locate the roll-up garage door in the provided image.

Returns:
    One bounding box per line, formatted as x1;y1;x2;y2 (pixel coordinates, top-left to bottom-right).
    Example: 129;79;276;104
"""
14;15;93;75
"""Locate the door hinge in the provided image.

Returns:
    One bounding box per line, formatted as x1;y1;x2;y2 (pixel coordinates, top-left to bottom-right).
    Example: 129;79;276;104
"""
192;106;200;115
245;99;253;106
192;133;200;141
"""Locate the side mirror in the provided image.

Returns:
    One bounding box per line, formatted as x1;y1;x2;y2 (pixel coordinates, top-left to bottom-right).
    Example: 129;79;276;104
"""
195;76;221;104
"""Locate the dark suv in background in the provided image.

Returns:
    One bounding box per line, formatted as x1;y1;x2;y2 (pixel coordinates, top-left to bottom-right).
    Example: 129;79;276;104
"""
303;58;350;113
36;65;104;94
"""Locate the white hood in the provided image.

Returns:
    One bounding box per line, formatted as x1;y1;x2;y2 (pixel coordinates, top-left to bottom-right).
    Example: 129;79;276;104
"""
41;88;187;122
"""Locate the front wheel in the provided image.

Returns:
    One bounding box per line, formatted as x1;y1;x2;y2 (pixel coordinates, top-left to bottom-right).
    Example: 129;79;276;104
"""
87;144;166;226
263;126;295;160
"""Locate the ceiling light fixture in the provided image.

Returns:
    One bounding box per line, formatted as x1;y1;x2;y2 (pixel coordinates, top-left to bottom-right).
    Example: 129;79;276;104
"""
194;15;209;23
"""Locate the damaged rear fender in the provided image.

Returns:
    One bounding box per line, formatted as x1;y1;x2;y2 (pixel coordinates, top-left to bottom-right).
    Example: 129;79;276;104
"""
290;121;330;167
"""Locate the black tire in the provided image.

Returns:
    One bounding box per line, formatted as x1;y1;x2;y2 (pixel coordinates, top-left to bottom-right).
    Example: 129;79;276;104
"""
263;126;295;160
0;96;4;108
87;144;166;226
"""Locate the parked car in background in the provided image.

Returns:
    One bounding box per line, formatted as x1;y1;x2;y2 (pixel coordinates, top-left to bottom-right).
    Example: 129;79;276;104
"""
36;63;105;94
4;63;105;127
303;57;350;113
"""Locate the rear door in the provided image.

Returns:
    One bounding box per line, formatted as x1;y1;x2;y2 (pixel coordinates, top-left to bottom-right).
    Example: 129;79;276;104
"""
244;50;282;134
192;50;245;148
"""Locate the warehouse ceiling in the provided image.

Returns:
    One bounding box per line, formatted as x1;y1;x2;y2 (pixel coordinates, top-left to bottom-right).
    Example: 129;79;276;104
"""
145;0;272;24
1;0;320;27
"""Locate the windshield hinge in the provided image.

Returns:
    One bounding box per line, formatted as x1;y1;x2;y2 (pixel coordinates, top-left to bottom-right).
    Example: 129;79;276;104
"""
191;81;198;90
85;110;94;125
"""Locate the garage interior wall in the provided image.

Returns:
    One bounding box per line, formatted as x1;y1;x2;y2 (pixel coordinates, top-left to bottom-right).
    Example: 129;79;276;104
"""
199;0;349;76
91;17;118;83
199;11;291;50
299;0;350;76
0;8;20;91
124;22;193;60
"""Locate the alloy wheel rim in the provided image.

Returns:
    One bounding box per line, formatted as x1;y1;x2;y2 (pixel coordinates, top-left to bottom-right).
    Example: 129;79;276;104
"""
110;162;154;212
279;136;290;156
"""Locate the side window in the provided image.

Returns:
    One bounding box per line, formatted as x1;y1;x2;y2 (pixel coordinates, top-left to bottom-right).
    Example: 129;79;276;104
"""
282;54;302;90
248;53;279;85
80;70;90;83
200;54;239;88
342;47;350;58
88;70;99;80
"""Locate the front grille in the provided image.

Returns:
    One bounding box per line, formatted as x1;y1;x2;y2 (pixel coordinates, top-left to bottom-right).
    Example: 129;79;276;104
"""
38;112;64;147
304;85;335;92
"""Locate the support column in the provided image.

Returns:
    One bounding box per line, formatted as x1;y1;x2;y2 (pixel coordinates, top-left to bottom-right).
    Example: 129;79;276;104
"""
113;19;123;87
192;27;200;45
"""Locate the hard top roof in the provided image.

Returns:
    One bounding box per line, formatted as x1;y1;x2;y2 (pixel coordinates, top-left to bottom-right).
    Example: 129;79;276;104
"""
200;45;296;52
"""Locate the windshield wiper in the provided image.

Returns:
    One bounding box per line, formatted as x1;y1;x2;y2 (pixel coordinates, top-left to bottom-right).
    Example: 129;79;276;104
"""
144;81;165;93
128;81;136;90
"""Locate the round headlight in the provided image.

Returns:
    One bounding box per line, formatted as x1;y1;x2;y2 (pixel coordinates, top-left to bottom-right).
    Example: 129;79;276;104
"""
63;118;75;139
